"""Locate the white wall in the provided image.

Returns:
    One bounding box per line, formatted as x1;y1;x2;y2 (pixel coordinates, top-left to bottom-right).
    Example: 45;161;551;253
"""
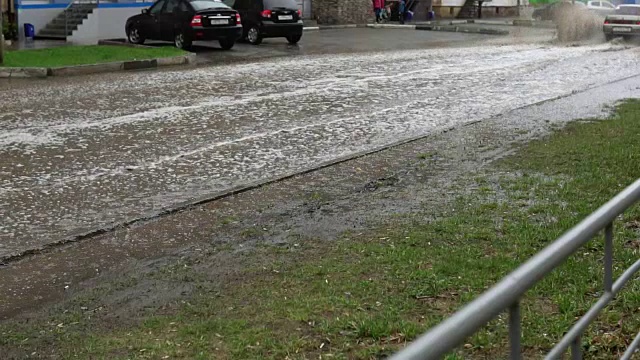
295;0;312;18
69;7;147;45
17;7;63;41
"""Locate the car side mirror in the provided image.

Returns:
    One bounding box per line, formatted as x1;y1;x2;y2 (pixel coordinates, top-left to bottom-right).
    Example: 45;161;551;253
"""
142;9;149;14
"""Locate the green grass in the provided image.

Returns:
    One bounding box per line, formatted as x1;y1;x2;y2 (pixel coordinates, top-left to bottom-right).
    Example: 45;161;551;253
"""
1;45;187;68
3;101;640;359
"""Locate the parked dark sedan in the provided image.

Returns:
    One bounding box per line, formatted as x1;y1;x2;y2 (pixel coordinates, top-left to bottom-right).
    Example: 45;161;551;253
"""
126;0;243;50
225;0;303;45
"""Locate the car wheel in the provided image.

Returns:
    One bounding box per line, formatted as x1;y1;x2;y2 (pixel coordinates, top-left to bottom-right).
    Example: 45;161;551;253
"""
286;34;302;45
127;26;145;45
174;31;192;50
219;38;235;50
247;26;263;45
605;34;613;41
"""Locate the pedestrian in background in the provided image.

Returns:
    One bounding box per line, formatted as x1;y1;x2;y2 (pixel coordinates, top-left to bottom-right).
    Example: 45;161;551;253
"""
373;0;385;23
398;0;406;24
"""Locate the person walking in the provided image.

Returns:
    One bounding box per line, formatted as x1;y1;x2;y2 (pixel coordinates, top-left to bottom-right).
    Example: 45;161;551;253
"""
398;0;406;24
372;0;384;23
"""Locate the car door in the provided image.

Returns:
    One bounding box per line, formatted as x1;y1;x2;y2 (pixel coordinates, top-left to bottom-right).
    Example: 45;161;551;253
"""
589;1;603;15
141;0;167;40
158;0;182;41
601;1;616;15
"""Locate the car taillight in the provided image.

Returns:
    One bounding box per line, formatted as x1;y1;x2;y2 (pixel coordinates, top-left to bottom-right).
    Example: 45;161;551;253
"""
637;21;640;25
191;15;202;27
261;10;272;18
236;13;241;23
604;19;610;24
297;9;301;16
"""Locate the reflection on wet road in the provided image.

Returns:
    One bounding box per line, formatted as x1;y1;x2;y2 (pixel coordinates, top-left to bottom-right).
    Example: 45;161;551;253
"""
1;43;640;259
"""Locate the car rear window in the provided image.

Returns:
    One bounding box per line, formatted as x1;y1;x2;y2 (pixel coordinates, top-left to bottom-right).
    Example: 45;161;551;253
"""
616;6;640;15
264;0;298;9
189;0;231;10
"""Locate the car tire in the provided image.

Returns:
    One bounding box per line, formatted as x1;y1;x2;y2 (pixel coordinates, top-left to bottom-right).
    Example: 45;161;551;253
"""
174;31;192;50
127;26;145;45
219;38;235;50
286;34;302;45
247;25;263;45
605;34;613;41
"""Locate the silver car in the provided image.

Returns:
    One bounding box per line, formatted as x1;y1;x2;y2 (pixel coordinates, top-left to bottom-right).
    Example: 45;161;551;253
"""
587;0;616;17
603;4;640;40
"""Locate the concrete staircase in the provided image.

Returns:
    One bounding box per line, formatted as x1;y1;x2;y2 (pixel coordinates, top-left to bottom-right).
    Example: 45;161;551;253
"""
457;0;479;19
38;3;97;40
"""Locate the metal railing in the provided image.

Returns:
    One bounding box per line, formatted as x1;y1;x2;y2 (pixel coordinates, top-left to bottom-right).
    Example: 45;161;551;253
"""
390;178;640;360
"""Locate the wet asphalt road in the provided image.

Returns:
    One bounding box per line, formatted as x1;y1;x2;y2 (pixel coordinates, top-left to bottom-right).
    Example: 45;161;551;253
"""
142;26;557;65
1;30;640;260
190;28;492;63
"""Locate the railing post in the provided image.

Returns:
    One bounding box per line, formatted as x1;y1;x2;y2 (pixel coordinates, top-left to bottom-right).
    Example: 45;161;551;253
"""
571;336;582;360
604;223;614;293
509;302;522;360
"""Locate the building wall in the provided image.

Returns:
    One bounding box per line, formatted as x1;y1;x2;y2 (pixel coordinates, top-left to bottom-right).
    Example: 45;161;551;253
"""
69;4;151;44
295;0;312;18
313;0;372;24
17;4;64;40
433;5;520;18
428;0;524;18
312;0;523;23
17;1;153;43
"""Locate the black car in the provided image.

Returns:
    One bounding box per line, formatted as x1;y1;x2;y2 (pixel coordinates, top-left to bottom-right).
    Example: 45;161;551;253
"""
126;0;243;50
225;0;303;45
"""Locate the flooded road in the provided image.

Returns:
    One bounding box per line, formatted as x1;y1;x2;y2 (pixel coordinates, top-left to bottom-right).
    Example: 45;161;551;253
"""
1;43;640;259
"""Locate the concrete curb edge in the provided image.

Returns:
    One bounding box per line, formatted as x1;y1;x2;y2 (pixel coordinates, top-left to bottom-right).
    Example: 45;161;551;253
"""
304;24;364;31
367;23;417;29
0;53;196;78
415;24;509;35
0;67;48;78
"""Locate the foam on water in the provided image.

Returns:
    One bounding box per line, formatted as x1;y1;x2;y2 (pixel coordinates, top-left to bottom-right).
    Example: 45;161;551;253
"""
1;43;640;257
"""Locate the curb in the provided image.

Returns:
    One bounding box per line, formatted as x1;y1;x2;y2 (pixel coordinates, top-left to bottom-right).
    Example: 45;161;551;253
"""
0;53;196;78
304;24;364;31
0;67;48;78
469;19;513;25
415;24;509;35
367;23;417;29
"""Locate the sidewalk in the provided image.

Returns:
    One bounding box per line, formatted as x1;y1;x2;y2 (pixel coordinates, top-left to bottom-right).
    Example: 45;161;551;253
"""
6;39;66;51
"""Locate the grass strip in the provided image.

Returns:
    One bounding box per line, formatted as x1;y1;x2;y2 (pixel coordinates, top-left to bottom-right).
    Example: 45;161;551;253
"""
1;45;186;68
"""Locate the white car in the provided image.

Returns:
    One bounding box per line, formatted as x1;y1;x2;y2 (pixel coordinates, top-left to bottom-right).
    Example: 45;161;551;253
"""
587;0;617;16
